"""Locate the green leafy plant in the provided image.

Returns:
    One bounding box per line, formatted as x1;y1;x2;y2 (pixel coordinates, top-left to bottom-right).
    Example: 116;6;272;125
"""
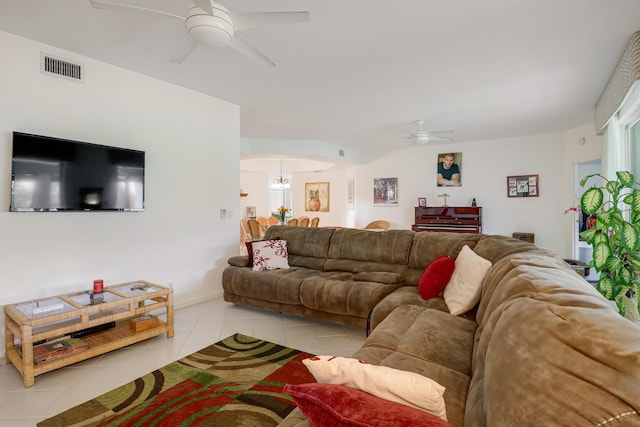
580;171;640;322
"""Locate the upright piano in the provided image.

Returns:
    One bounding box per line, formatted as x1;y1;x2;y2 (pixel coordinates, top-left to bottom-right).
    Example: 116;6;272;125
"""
412;206;482;234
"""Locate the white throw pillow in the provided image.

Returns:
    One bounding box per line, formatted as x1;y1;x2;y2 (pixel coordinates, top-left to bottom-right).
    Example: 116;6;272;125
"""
251;239;290;271
302;355;448;421
443;245;492;315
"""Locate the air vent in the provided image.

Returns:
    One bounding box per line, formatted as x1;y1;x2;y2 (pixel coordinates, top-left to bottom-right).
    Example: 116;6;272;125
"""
41;53;84;82
339;149;345;157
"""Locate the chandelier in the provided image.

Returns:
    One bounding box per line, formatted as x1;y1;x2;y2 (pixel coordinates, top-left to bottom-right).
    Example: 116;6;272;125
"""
272;159;291;188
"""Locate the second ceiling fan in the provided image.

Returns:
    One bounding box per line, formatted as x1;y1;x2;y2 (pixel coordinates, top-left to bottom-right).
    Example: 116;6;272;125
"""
403;120;454;145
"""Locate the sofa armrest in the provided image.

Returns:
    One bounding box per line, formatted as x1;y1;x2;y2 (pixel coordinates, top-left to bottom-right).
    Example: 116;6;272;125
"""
227;255;249;267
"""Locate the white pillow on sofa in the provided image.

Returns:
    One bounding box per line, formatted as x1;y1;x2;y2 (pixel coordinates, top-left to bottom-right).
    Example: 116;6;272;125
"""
252;239;290;271
443;245;492;315
302;355;448;421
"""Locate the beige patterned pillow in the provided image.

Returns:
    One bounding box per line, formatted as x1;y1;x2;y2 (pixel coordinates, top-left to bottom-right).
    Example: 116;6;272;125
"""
252;239;290;271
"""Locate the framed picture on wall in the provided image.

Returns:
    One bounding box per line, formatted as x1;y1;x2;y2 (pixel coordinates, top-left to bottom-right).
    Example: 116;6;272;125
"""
373;177;398;206
347;178;355;210
305;182;330;211
437;152;462;187
507;174;539;197
418;197;427;207
246;206;256;218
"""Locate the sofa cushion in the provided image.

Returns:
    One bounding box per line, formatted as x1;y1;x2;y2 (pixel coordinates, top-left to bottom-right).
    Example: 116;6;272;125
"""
325;229;414;274
370;287;449;331
299;272;403;318
264;225;335;270
353;271;404;284
443;245;491;315
357;305;476;427
222;266;322;305
284;383;453;427
405;232;483;285
302;355;447;420
419;255;456;299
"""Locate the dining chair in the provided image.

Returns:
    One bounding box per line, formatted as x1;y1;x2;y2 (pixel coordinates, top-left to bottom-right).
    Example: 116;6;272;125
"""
287;218;299;226
247;219;262;240
240;217;253;245
310;217;320;227
267;216;279;226
298;216;310;227
256;216;268;234
363;220;390;231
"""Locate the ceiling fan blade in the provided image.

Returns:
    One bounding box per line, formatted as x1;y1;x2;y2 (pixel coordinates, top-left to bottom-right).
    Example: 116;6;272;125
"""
192;0;213;14
426;130;454;135
423;135;453;142
170;38;198;64
230;33;275;67
89;0;184;20
231;11;310;32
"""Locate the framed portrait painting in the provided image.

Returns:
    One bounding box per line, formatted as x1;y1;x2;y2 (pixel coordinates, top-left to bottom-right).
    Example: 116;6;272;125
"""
305;182;330;211
437;152;462;187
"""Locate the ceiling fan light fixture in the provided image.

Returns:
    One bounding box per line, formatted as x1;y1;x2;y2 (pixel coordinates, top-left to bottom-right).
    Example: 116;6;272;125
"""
413;134;430;144
186;5;234;48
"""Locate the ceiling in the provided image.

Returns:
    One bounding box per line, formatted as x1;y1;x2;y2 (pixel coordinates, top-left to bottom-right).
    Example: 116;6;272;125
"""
1;0;640;154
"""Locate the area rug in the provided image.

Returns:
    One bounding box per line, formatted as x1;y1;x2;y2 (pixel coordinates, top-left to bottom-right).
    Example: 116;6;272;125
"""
38;333;316;427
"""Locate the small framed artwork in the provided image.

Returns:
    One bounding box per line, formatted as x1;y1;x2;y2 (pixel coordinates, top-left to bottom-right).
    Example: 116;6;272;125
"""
347;178;355;210
305;182;330;211
373;178;398;206
507;174;539;197
418;197;427;207
246;206;256;218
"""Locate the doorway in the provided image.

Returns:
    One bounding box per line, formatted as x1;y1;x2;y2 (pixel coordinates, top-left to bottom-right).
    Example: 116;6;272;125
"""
573;159;601;282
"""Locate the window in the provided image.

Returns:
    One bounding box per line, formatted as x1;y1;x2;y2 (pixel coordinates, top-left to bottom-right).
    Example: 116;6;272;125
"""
606;83;640;177
269;184;292;218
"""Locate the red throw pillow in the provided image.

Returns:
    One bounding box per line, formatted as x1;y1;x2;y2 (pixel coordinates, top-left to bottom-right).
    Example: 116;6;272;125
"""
284;383;453;427
418;255;456;300
245;241;257;266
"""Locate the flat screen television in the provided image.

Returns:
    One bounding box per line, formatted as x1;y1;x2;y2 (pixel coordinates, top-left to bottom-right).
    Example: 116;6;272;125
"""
10;132;145;212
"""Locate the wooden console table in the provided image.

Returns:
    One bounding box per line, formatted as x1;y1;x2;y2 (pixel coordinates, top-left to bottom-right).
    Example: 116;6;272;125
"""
4;280;174;387
412;206;482;234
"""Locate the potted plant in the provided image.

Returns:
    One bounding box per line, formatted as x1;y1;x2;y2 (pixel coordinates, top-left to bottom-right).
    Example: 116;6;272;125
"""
580;171;640;322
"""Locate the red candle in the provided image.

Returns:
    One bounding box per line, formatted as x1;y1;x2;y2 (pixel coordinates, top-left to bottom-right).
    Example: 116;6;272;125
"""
93;279;104;294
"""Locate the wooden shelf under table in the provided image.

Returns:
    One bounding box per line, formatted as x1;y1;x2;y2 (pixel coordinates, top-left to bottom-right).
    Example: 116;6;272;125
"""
4;280;174;387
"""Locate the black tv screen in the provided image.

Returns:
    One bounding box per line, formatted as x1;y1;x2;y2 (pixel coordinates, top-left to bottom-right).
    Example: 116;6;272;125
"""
10;132;145;212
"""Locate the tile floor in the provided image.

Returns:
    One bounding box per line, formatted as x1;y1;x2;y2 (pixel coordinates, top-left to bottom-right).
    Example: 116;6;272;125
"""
0;298;367;426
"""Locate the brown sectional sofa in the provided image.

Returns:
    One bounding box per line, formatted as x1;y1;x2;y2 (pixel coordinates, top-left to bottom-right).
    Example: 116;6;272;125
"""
223;225;640;427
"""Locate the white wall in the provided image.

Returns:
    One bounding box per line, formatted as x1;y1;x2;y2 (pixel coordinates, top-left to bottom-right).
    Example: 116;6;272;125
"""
0;31;240;352
242;127;604;258
353;134;568;253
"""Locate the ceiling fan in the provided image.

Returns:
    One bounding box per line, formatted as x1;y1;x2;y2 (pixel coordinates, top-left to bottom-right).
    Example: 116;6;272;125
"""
402;120;453;145
89;0;310;66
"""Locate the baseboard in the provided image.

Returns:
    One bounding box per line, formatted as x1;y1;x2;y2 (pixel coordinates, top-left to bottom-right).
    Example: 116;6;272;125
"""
174;291;223;311
0;292;225;362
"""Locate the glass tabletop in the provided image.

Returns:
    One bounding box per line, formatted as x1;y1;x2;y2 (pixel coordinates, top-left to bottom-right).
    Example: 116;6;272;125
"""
68;291;123;307
110;282;164;297
14;298;76;319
